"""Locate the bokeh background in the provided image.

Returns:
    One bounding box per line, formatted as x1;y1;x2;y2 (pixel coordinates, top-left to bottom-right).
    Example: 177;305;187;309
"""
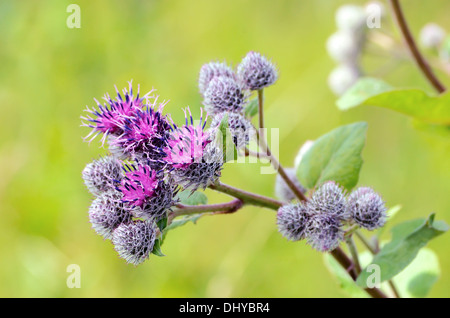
1;0;449;297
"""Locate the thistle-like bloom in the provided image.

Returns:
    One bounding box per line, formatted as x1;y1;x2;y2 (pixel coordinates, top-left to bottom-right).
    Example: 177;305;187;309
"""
164;109;223;191
308;181;348;221
307;213;344;252
112;220;157;265
203;76;246;115
118;164;159;208
274;168;306;202
346;187;386;230
111;98;171;161
277;202;311;241
81;81;150;145
237;51;278;90
198;61;235;95
88;190;133;239
210;112;255;149
82;155;123;196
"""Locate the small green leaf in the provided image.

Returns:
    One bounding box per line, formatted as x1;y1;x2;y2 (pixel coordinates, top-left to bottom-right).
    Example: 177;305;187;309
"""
151;238;165;257
165;214;202;232
214;113;238;162
156;217;168;232
357;214;448;288
244;98;259;118
176;189;208;206
337;77;450;125
393;248;440;298
296;122;367;190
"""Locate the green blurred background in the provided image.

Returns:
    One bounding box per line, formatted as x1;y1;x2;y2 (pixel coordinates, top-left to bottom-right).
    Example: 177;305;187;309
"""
1;0;449;297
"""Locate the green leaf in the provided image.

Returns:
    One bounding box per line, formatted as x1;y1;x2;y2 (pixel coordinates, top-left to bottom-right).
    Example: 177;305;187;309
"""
156;217;168;232
214;113;238;162
412;119;450;138
356;214;448;288
337;77;450;125
151;238;165;257
176;189;208;206
323;253;369;298
296;122;367;190
393;248;440;298
165;214;202;232
244;98;259;118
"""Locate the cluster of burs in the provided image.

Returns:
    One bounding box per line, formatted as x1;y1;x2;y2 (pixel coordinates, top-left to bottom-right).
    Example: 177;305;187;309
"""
81;51;277;265
326;2;450;96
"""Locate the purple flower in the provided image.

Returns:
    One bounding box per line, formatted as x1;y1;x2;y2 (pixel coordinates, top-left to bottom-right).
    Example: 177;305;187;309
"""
81;81;151;145
118;164;159;208
277;202;311;241
112;220;157;265
308;181;348;221
199;61;235;95
306;213;344;252
346;187;386;230
82;155;123;196
210;112;255;149
237;51;278;90
203;76;246;115
88;190;133;239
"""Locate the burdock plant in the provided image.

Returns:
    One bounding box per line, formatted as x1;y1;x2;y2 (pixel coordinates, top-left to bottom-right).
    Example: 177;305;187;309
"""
80;2;449;298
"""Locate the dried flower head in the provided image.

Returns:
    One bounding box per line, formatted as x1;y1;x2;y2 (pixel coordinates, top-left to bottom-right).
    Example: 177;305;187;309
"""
237;51;278;90
81;81;150;145
274;168;306;202
203;76;246;115
88;190;133;239
309;181;348;221
82;155;123;196
346;187;386;230
198;61;235;95
210;112;255;149
307;213;344;252
277;202;311;241
112;220;157;265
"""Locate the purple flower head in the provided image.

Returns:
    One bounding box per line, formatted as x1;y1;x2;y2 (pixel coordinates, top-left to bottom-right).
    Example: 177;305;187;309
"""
210;112;255;150
88;190;133;240
164;108;211;169
237;51;278;90
309;181;348;221
199;61;235;95
277;202;311;241
118;164;159;208
112;220;157;265
203;76;246;115
346;187;386;230
111;96;171;160
274;167;306;202
306;213;344;252
82;155;123;196
81;81;152;145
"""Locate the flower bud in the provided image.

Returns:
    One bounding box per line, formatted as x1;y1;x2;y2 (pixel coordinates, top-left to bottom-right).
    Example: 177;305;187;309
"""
82;155;122;196
198;61;235;95
346;187;386;230
277;202;311;241
326;31;361;63
327;64;360;96
420;23;446;49
237;51;278;90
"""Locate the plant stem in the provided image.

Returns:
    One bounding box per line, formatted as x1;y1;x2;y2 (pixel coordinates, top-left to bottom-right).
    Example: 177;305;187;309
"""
209;181;283;210
346;236;362;275
331;248;388;298
255;129;308;202
389;0;446;93
258;89;264;129
173;199;244;217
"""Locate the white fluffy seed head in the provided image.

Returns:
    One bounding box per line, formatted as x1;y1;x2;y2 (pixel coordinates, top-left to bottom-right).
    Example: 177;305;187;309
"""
326;31;361;63
335;5;367;32
420;23;446;48
327;64;360;96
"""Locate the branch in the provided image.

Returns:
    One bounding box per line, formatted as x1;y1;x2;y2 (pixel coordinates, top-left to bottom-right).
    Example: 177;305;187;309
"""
389;0;446;93
173;199;244;217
